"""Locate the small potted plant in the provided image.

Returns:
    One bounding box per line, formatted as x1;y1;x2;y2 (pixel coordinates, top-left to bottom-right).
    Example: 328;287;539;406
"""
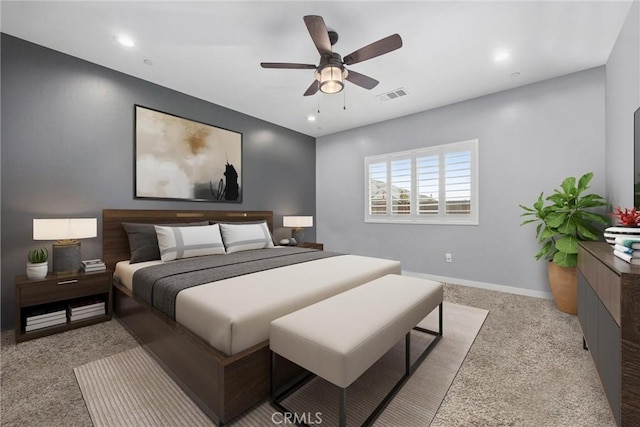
611;206;640;226
26;247;49;280
519;172;608;314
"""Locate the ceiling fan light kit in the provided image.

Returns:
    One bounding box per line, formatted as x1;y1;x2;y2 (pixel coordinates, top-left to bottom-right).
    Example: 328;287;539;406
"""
316;65;345;94
315;59;348;94
261;15;402;97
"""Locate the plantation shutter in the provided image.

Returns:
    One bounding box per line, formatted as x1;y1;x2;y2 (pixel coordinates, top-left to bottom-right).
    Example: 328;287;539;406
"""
365;139;478;224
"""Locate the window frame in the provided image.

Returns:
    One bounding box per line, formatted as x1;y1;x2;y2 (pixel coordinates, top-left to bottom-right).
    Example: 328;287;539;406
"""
364;139;479;225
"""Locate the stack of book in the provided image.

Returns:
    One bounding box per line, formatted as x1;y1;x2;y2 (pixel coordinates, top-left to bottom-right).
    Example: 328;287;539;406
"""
603;226;640;246
82;259;106;273
25;304;67;332
68;298;106;322
613;237;640;265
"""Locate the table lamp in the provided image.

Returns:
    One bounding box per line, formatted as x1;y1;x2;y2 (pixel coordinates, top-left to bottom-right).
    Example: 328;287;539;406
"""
283;216;313;243
33;218;97;274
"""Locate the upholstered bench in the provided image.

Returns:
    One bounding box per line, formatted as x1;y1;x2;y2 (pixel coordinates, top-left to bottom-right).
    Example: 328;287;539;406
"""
269;274;443;427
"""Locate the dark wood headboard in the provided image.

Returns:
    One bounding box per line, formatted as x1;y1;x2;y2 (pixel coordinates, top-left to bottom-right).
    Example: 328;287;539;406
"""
102;209;274;271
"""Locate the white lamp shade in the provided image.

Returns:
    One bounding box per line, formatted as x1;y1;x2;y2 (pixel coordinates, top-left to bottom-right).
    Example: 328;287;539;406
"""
283;216;313;228
33;218;97;240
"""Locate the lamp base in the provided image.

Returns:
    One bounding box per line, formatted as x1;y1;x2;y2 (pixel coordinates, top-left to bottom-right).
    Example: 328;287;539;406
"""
53;241;82;275
292;228;306;244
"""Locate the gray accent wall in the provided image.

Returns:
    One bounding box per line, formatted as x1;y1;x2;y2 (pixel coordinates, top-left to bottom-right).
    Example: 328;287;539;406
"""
606;0;639;210
1;34;316;329
317;67;606;295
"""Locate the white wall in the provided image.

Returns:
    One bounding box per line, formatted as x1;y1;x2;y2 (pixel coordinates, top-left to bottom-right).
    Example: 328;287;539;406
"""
316;67;606;296
606;0;639;210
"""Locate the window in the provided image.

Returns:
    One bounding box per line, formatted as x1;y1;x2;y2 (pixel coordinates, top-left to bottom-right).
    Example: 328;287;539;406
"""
365;139;478;224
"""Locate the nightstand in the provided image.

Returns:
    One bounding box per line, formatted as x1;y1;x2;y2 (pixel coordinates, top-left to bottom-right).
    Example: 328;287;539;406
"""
297;242;324;250
14;270;113;343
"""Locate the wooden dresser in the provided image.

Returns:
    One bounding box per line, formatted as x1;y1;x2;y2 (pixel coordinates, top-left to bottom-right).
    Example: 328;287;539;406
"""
577;242;640;426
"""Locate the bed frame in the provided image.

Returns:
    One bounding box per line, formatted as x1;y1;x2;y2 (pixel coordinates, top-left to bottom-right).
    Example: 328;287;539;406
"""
103;209;300;425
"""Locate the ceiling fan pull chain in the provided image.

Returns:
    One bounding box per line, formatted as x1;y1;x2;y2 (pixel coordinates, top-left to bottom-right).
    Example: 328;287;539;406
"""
343;87;347;110
317;88;321;114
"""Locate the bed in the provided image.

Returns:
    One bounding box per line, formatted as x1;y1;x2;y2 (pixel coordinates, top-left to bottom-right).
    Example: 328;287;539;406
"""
103;209;401;425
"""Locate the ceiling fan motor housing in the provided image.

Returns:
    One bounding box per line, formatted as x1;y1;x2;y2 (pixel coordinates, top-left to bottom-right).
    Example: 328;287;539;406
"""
328;30;339;46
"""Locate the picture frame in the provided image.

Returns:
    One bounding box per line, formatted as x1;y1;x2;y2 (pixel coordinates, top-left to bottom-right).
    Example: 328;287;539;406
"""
134;105;242;202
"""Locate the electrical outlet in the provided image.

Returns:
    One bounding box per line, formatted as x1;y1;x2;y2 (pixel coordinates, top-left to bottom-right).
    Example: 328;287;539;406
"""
445;253;453;263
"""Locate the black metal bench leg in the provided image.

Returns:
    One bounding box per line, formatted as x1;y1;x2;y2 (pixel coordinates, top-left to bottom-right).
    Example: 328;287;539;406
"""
405;332;411;375
270;351;276;401
339;387;347;427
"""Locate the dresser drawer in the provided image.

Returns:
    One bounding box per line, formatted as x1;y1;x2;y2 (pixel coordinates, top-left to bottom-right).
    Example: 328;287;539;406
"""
20;274;110;307
578;245;621;325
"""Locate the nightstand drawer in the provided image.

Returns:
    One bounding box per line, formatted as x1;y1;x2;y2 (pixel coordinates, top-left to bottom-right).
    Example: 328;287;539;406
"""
20;275;110;307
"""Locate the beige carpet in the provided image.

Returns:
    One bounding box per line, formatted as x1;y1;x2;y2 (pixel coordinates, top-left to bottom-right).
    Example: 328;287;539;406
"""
74;302;488;427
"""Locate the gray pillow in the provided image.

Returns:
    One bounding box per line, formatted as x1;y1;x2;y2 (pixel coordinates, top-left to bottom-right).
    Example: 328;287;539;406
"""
122;221;209;263
219;221;275;254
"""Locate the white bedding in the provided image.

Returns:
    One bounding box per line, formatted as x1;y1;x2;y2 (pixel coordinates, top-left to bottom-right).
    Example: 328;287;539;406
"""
114;254;401;355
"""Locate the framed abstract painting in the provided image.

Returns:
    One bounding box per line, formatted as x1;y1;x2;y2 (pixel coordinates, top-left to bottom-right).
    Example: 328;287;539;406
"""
134;105;242;202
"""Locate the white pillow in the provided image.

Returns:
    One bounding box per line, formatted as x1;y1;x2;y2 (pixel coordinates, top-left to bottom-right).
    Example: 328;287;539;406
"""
154;224;226;262
219;222;275;254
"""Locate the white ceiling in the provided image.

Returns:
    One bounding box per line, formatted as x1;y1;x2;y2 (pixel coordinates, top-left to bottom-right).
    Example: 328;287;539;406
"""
0;1;633;138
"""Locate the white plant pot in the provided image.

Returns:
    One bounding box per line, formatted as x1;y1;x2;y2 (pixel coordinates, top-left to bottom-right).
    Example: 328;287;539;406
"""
26;262;48;280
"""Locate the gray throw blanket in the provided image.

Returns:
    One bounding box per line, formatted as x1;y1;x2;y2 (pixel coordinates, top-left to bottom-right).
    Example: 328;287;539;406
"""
132;247;339;319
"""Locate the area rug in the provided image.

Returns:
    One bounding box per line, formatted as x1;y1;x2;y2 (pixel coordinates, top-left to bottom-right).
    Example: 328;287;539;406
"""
74;302;488;427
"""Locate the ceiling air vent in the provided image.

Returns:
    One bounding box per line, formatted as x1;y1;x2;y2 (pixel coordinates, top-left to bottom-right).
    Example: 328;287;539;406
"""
377;88;408;102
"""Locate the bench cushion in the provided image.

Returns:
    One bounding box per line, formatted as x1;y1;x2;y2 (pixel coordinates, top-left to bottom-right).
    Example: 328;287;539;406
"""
270;274;443;388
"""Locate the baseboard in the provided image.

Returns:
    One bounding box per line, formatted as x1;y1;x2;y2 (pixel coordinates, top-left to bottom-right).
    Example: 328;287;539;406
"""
402;270;553;300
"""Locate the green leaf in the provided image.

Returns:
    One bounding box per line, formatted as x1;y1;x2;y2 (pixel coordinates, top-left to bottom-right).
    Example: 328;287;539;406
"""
546;193;565;207
577;194;607;208
545;212;567;228
557;217;577;235
553;252;577;268
580;211;608;225
540;226;557;240
555;235;578;254
561;176;576;196
533;193;545;211
576;222;603;241
520;218;538;226
535;241;553;260
577;172;593;194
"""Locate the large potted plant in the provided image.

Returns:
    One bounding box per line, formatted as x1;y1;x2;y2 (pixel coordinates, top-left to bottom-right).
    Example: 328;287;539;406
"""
519;172;607;314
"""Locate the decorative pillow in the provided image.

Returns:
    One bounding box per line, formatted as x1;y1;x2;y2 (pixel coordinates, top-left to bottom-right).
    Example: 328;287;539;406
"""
219;221;275;254
122;221;209;263
154;224;226;262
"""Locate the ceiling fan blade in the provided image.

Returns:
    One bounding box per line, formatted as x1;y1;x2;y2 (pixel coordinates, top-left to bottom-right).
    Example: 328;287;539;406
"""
303;15;332;55
261;62;317;69
343;34;403;66
345;70;379;90
303;80;319;96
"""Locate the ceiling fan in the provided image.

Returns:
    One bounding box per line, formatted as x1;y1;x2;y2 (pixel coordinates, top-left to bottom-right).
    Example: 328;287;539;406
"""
261;15;402;96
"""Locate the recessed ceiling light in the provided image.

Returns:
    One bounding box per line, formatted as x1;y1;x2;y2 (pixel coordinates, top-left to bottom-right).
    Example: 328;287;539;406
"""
117;35;135;48
307;115;316;122
494;51;510;62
